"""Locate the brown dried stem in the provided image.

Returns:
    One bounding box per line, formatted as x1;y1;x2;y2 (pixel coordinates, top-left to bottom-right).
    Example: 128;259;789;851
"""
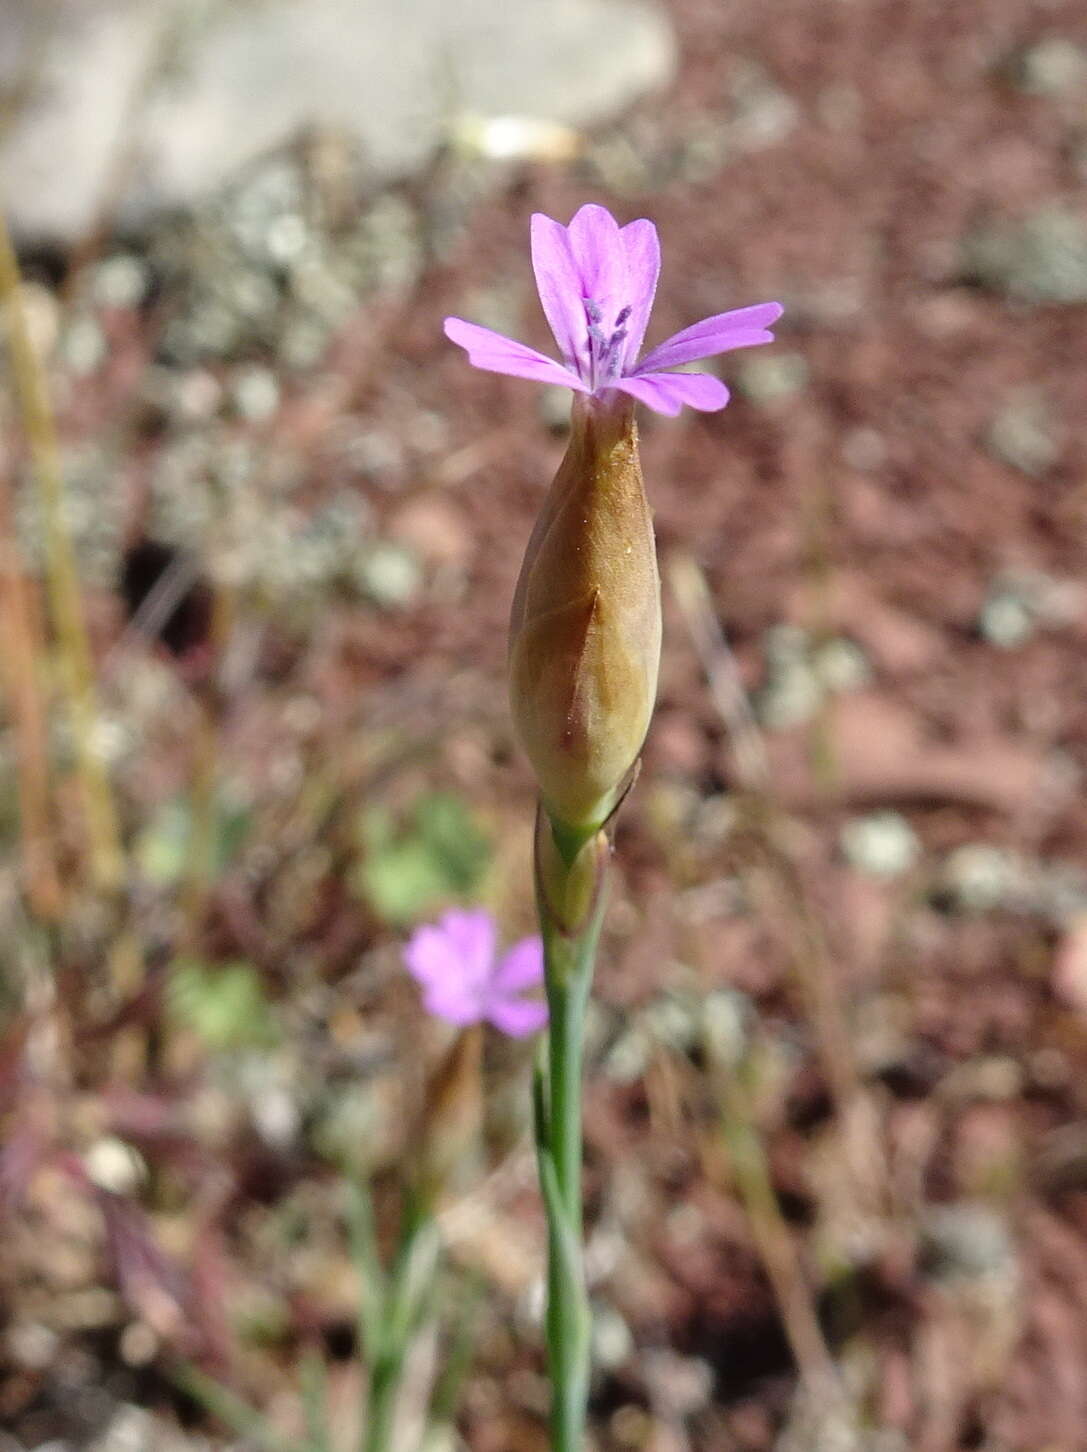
668;547;887;1203
0;453;61;917
0;211;123;889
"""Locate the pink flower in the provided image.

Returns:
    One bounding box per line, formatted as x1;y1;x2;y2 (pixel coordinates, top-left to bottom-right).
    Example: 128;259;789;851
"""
443;203;782;417
404;910;547;1038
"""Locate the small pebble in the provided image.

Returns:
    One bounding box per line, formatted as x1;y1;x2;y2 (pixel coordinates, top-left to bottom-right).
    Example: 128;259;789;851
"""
644;992;700;1053
357;541;423;607
92;254;150;309
921;1202;1015;1280
1012;36;1087;96
939;845;1020;912
7;1322;59;1371
840;811;921;879
604;1024;650;1084
230;364;280;422
702;989;750;1070
728;61;800;151
814;636;871;693
963;207;1087;304
61;316;107;375
757;625;822;728
986;392;1060;477
979;589;1034;649
736;351;808;404
82;1137;146;1195
591;1304;634;1370
175;368;224;421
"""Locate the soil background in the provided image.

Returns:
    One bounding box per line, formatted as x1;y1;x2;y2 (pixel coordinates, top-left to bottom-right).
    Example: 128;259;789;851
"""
2;0;1087;1449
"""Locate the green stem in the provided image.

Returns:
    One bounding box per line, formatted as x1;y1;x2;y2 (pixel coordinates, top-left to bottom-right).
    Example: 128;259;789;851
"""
544;967;590;1449
362;1358;399;1452
360;1204;439;1452
535;816;608;1452
547;950;590;1230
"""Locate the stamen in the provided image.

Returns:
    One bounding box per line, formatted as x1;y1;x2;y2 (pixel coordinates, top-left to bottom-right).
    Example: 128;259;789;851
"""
582;298;633;390
596;327;627;382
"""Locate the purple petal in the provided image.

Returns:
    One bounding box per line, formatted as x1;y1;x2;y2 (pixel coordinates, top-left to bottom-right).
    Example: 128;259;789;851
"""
403;923;460;989
567;205;626;314
492;937;544;993
443;318;589;392
436;909;496;988
530;214;588;368
636;303;783;374
486;995;548;1038
618;218;660;366
615;371;731;416
422;983;484;1027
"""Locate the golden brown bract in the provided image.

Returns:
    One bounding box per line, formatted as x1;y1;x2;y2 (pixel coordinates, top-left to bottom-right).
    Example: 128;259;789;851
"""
508;396;662;832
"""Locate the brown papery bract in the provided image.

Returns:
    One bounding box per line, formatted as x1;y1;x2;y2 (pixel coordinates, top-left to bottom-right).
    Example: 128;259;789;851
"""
508;396;661;833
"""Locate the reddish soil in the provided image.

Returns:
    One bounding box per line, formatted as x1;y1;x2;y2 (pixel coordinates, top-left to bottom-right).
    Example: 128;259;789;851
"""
3;0;1087;1449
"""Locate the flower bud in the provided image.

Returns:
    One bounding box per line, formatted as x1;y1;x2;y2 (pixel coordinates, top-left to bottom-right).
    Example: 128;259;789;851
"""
508;397;661;832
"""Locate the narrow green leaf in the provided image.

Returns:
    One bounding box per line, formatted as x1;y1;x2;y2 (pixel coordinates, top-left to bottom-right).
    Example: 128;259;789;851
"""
531;1043;550;1153
387;1217;441;1350
347;1177;388;1363
428;1271;484;1430
538;1153;588;1353
174;1364;300;1452
300;1349;333;1452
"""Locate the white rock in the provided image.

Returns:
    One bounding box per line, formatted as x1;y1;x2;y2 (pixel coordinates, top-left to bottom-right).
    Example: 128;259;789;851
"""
1;0;676;244
0;3;155;239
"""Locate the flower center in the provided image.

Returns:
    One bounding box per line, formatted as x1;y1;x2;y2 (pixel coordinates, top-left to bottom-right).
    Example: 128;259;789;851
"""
583;299;631;392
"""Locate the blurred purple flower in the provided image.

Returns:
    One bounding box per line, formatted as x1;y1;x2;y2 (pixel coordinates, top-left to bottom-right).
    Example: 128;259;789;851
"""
404;909;547;1038
443;203;782;417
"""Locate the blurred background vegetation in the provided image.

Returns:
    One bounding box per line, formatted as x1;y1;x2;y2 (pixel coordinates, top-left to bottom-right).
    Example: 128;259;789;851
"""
1;0;1086;1448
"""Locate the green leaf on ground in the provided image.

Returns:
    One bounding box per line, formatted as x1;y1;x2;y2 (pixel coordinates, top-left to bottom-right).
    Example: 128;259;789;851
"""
356;792;491;925
168;959;278;1050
